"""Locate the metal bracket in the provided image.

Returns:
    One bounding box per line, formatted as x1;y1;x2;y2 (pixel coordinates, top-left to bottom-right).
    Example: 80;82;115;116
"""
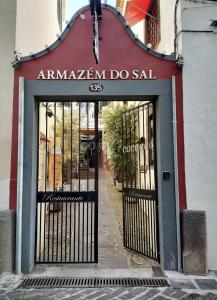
90;0;102;64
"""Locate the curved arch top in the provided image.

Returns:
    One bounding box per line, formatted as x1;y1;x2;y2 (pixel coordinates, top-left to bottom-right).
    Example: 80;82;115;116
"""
12;4;181;82
12;4;176;68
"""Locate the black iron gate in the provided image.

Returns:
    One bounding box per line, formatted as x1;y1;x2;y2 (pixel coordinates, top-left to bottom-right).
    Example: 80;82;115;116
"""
122;102;159;261
36;101;98;263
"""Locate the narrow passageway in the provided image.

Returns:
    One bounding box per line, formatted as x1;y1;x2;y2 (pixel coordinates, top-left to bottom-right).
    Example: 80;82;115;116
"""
98;168;158;269
32;168;158;278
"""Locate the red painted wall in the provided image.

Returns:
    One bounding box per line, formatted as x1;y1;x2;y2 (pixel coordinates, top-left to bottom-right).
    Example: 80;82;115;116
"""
10;7;186;209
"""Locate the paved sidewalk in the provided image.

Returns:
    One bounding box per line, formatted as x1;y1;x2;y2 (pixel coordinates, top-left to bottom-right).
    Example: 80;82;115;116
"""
1;272;217;300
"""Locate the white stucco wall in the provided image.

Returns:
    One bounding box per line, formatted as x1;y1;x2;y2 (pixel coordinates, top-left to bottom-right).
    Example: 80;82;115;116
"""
156;0;176;54
0;0;17;210
0;1;66;210
16;0;61;55
129;0;217;270
180;1;217;270
131;20;145;43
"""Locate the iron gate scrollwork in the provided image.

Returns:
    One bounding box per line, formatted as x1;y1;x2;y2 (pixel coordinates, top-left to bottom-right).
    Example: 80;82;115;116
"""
122;102;159;261
36;101;99;263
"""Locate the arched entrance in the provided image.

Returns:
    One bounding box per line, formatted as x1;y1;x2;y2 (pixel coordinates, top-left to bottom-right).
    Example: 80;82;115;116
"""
10;4;184;273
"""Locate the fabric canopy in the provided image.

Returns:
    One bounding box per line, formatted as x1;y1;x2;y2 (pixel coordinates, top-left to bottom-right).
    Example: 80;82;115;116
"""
124;0;152;26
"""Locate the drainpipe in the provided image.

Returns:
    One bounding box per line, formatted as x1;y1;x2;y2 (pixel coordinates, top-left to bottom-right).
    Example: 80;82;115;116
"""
172;76;182;272
16;77;25;274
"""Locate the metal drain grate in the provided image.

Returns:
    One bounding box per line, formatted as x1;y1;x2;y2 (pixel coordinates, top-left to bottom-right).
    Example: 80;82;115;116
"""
19;277;170;289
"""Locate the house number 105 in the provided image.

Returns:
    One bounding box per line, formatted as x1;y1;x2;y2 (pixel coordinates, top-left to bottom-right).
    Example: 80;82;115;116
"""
89;83;103;92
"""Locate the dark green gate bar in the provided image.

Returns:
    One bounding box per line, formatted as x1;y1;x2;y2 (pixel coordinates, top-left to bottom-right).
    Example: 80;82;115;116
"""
35;101;99;263
122;102;159;262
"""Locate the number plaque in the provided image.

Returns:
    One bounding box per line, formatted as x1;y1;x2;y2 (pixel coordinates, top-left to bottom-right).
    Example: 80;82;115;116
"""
89;83;103;92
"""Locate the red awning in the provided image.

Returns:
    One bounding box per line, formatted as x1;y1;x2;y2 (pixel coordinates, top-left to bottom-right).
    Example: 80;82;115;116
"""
124;0;152;26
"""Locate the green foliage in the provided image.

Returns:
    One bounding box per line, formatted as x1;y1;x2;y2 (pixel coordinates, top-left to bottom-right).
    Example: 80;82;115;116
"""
53;104;80;183
101;103;128;181
54;106;79;162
